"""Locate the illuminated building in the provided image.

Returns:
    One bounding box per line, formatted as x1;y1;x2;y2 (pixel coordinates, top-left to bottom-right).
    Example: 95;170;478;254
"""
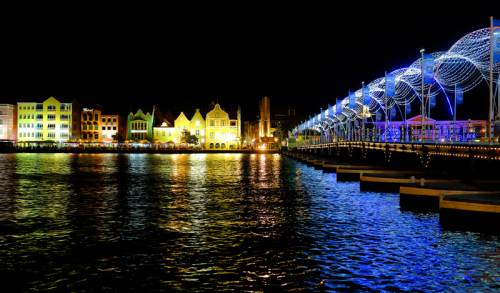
101;108;128;143
0;104;17;142
127;106;162;141
153;119;175;142
17;97;72;143
259;96;270;137
174;112;190;142
190;109;205;147
80;103;102;141
205;103;241;149
243;97;295;147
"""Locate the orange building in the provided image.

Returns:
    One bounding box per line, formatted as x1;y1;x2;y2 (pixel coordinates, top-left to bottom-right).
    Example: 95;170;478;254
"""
81;104;102;141
101;108;128;143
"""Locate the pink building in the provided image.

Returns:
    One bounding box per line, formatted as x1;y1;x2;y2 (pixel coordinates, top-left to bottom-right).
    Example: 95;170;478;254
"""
0;104;17;141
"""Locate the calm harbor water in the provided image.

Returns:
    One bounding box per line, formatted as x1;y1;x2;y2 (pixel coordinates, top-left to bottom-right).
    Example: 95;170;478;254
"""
0;153;499;292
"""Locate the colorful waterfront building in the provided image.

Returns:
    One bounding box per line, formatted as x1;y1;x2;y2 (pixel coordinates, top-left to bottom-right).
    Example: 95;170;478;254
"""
17;97;72;144
80;103;102;141
153;119;175;143
190;109;206;147
127;106;163;141
174;112;190;142
205;103;241;149
101;107;128;143
0;104;17;142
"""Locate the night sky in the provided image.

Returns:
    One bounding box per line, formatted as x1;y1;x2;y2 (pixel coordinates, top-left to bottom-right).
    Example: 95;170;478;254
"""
3;5;498;121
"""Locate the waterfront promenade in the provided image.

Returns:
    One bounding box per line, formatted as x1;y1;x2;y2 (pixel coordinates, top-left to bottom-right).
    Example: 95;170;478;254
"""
0;147;280;154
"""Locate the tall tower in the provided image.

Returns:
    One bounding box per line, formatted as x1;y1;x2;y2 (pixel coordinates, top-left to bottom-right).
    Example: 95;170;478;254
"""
259;96;270;137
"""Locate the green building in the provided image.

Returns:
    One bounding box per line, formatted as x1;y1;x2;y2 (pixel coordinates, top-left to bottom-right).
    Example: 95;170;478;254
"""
127;106;163;141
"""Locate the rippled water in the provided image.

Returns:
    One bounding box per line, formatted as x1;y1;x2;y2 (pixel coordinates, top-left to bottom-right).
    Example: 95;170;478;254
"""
0;153;499;292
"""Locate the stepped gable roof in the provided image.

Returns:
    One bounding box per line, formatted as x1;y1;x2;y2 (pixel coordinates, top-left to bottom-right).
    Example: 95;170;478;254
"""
129;105;163;119
155;119;174;128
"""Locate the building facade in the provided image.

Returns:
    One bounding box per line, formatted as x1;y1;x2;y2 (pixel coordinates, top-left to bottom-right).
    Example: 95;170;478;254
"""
205;103;240;149
17;97;72;143
80;104;103;141
153;119;175;142
127;108;155;141
101;108;127;143
174;112;190;142
259;96;271;137
0;104;17;141
190;109;206;147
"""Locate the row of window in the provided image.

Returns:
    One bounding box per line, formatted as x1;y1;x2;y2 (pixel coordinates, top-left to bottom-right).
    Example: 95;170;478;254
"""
101;117;117;123
131;133;146;139
207;120;227;126
18;105;71;111
102;126;117;131
131;122;147;130
0;118;13;125
82;125;99;130
155;130;173;137
18;123;71;129
82;114;99;121
0;109;13;115
82;133;100;140
208;132;236;139
18;132;70;139
0;128;12;135
19;114;71;120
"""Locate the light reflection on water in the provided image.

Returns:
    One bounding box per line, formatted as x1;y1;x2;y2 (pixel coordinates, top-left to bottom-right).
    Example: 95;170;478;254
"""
0;153;499;292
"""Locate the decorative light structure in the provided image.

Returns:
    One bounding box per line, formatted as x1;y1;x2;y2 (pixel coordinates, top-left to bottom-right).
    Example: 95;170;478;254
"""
292;26;499;137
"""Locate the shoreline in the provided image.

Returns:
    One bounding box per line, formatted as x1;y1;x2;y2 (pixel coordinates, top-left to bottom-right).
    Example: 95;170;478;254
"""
0;149;281;154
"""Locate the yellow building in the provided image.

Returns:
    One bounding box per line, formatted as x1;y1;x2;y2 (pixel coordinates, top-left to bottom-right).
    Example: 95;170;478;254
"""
205;103;241;149
153;119;175;143
17;97;72;144
190;109;206;147
174;112;190;142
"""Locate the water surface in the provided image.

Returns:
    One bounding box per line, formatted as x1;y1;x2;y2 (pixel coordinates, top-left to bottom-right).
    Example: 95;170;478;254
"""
0;153;499;292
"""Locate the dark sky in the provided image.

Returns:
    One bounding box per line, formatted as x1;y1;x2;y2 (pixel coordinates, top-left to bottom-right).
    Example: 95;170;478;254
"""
3;4;498;121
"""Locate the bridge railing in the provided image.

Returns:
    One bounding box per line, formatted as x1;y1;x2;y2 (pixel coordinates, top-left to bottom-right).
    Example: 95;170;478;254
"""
296;120;495;146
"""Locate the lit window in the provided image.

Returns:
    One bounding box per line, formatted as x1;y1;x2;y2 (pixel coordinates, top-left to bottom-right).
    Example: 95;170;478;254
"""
221;120;226;126
196;120;200;126
181;118;184;121
177;125;180;130
183;125;187;130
